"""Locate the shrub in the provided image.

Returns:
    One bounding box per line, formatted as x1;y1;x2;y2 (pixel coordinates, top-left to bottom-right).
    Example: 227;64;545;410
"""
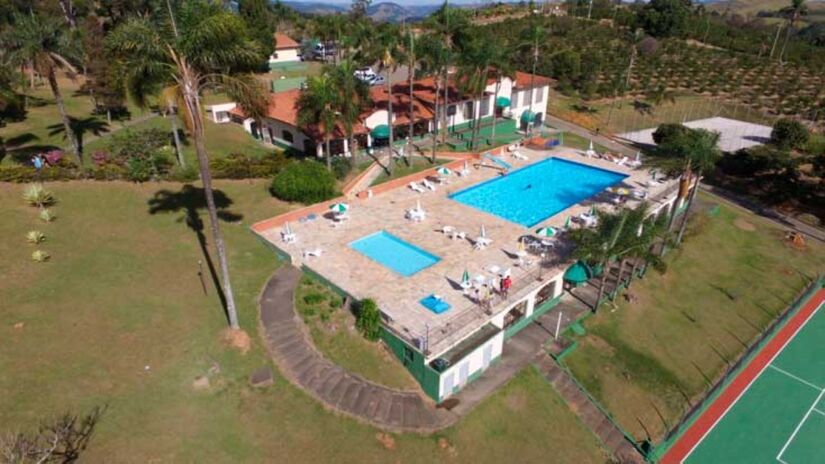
31;250;51;262
270;161;337;204
26;230;46;244
109;128;174;181
210;152;289;179
1;165;40;182
355;298;381;341
168;164;199;182
22;184;55;207
796;213;821;227
330;156;352;181
39;208;56;222
303;293;326;305
652;123;690;145
771;118;809;150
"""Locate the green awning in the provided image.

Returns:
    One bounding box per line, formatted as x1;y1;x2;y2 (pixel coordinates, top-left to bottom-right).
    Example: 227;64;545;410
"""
495;96;511;108
563;261;592;284
520;110;536;123
371;124;390;139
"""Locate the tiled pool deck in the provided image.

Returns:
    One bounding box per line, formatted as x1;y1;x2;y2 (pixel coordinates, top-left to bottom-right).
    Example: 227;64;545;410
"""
254;147;679;357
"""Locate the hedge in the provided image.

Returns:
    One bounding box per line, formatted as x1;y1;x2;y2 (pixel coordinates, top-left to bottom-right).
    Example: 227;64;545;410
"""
270;160;338;204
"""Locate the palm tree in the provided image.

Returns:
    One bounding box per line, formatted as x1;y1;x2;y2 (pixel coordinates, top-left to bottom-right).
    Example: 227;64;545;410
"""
329;61;371;167
570;208;634;311
402;26;417;163
418;33;450;162
779;0;808;63
106;1;267;330
457;33;495;151
298;74;338;171
425;4;469;144
647;128;721;245
5;13;82;161
489;44;515;146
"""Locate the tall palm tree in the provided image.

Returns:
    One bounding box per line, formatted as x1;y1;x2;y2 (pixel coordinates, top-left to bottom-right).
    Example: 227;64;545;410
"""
489;44;515;146
5;13;82;161
329;61;370;167
298;74;338;171
402;26;417;163
647;128;721;245
457;33;495;151
570;206;645;312
779;0;808;63
418;33;450;162
106;2;267;330
425;3;469;144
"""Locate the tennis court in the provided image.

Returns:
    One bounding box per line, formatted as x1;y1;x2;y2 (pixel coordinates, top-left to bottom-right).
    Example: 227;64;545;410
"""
662;288;825;464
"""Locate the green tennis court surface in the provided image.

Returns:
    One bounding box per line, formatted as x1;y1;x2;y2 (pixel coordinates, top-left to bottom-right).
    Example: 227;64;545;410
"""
686;302;825;463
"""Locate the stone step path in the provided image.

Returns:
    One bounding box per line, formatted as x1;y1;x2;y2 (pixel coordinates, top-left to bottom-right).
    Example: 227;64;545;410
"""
534;356;645;464
259;266;457;432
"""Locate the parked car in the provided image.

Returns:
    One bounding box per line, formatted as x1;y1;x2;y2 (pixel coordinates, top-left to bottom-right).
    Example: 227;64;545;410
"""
312;42;336;60
354;67;377;82
366;74;386;87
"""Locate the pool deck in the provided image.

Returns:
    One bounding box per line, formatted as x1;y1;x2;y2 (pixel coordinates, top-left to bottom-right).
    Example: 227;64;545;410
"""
255;147;679;358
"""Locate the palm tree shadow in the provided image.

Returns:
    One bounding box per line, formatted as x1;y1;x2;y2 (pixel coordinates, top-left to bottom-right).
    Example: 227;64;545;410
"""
147;184;243;324
47;116;110;152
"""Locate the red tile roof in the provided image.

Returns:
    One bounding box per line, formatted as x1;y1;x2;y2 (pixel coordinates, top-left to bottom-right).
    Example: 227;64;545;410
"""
274;32;300;50
239;71;553;139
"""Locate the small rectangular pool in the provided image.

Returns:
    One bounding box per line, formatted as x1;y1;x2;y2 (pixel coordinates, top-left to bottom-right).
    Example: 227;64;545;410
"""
450;157;628;227
350;231;440;277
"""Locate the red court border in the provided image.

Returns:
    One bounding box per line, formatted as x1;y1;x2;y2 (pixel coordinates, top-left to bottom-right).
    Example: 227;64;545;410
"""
661;288;825;464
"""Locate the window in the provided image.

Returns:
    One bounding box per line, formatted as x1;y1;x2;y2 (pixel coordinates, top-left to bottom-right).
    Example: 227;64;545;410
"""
534;86;544;103
503;300;528;329
463;101;474;120
403;346;415;367
282;130;294;143
479;96;490;117
447;105;456;116
511;91;520;108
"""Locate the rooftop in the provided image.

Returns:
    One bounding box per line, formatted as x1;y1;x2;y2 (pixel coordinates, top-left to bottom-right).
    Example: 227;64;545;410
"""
254;147;677;358
274;32;300;50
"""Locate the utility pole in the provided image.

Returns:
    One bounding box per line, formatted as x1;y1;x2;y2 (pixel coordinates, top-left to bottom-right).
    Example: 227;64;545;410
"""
587;0;594;20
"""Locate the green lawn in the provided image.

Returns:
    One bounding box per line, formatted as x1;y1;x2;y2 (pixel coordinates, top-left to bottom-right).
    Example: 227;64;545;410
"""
295;275;417;390
370;157;448;186
1;74;278;167
560;132;610;153
0;180;607;463
563;194;825;443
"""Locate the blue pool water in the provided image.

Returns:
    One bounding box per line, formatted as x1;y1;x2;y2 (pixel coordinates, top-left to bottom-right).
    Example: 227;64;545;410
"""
450;157;628;227
350;231;440;277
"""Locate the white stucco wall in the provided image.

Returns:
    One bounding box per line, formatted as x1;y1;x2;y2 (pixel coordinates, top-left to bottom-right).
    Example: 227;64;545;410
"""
438;330;504;400
269;48;300;64
364;110;392;130
260;117;312;152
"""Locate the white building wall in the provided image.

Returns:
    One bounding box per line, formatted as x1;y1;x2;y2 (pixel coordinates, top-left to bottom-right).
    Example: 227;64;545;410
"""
438;330;504;400
261;117;312;151
268;48;300;64
365;110;392;130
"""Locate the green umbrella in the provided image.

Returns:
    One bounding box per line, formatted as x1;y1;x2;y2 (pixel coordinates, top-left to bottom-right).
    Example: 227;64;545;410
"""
564;216;571;229
436;166;452;176
564;261;591;285
535;227;557;237
495;96;511;108
371;124;390;139
461;270;470;285
329;203;349;213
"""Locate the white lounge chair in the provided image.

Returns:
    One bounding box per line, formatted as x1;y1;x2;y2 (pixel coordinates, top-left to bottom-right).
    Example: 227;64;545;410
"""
511;150;528;161
474;237;492;250
579;212;598;227
333;212;350;222
406;209;426;222
452;230;466;241
614;156;628;166
303;248;323;258
442;225;455;235
646;178;662;188
281;232;297;244
422;179;436;191
632;189;648;200
409;182;425;193
627;158;643;169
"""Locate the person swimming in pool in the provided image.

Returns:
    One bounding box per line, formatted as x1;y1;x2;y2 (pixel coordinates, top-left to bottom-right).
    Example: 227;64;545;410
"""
525;184;532;190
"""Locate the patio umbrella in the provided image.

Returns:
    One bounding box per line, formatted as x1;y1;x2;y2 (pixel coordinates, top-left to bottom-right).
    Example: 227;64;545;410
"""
463;160;469;172
284;221;292;235
480;224;486;238
615;187;630;196
517;238;527;257
588;140;594;152
329;203;349;213
461;270;470;286
635;151;642;163
436;166;452;176
535;227;557;238
564;216;572;229
415;199;422;212
589;206;596;216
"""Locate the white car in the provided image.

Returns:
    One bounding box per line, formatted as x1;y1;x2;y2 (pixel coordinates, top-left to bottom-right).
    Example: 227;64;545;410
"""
354;67;377;82
366;74;386;87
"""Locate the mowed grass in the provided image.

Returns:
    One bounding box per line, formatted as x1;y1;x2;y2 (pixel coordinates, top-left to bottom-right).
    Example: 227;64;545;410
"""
564;194;825;442
295;275;418;390
0;180;607;463
370;157;448;186
1;74;279;167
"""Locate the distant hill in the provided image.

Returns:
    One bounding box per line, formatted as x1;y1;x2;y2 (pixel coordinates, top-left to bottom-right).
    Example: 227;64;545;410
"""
707;0;825;23
367;2;415;22
281;1;346;15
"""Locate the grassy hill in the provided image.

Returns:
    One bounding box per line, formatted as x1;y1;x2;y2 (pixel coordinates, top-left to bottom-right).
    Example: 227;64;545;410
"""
708;0;825;23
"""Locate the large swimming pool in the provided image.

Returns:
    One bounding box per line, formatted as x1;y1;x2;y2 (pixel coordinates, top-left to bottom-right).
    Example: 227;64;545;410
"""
350;231;440;277
450;157;628;227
